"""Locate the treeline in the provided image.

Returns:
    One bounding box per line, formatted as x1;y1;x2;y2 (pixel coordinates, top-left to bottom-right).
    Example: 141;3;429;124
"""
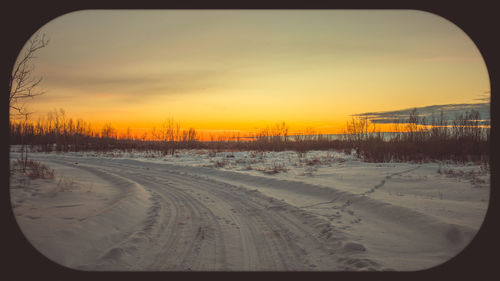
9;109;200;155
346;109;490;163
10;108;490;163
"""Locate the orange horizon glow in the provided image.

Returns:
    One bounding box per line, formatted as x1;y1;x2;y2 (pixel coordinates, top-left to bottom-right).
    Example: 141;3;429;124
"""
113;122;432;142
16;112;450;142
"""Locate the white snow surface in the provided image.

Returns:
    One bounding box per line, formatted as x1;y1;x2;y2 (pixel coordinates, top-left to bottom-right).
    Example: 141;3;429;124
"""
9;148;490;271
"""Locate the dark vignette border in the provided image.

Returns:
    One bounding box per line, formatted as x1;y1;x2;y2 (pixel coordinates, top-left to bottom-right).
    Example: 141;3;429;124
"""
1;1;497;281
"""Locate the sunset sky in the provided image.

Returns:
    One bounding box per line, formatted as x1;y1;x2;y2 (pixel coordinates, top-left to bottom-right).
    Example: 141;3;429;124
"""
16;10;490;139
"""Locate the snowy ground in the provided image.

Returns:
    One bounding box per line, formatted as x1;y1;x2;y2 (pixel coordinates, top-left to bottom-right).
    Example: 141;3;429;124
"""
9;147;490;271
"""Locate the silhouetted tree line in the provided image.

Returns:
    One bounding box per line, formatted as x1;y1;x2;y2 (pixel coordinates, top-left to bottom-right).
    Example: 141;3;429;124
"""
349;109;490;163
10;108;489;164
9;110;201;155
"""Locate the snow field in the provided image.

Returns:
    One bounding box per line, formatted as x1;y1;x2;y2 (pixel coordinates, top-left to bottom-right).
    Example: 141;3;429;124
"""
9;148;489;270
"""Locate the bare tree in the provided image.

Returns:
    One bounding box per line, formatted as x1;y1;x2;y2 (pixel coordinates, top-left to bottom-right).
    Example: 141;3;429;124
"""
9;33;49;119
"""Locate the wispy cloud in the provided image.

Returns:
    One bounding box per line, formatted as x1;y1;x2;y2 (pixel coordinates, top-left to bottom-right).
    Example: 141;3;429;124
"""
474;91;491;103
42;70;224;102
354;102;490;125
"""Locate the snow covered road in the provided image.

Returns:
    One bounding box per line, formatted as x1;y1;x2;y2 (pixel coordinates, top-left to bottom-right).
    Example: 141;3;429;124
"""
10;151;489;271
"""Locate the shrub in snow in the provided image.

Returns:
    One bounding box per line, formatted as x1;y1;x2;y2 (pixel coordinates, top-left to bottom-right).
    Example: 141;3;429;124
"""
11;159;55;180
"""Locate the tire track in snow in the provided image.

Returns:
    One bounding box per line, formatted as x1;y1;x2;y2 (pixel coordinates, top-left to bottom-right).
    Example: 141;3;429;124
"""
28;155;387;270
85;157;379;270
134;168;374;270
126;170;291;270
109;171;229;270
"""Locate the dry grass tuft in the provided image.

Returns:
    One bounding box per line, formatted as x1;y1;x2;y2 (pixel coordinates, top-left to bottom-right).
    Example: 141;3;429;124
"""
11;159;54;180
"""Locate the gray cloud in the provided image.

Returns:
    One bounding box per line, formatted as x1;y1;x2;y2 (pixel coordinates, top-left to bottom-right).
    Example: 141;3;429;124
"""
354;102;491;126
42;70;224;102
473;91;491;103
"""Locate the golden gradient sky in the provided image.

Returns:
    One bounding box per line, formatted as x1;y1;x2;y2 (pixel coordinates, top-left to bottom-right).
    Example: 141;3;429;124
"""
17;10;490;138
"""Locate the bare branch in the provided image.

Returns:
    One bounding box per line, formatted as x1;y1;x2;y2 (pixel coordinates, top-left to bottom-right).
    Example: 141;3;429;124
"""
9;33;49;118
